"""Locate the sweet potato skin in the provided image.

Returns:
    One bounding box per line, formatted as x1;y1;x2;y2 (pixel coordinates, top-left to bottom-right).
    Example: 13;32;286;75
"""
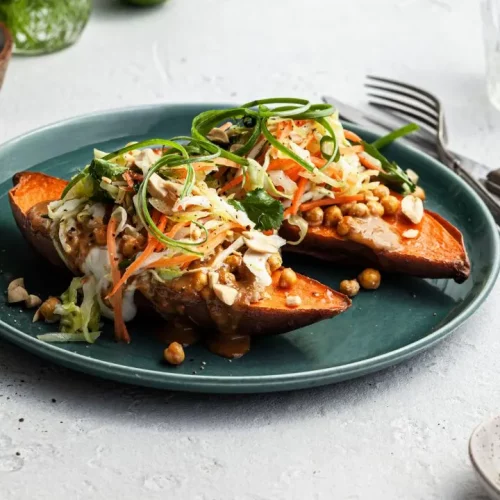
280;207;470;283
9;171;350;337
143;271;350;337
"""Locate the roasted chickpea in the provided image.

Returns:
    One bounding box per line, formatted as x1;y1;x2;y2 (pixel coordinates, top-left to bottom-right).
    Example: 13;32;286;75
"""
339;279;360;297
225;254;242;271
219;269;236;286
324;205;343;227
267;253;283;273
373;185;390;200
304;206;324;227
381;195;400;215
358;268;381;290
279;268;297;289
337;216;354;237
414;186;426;201
93;226;107;246
364;190;376;202
367;200;385;217
39;297;61;322
340;202;355;215
191;271;208;292
164;342;185;365
121;235;143;258
349;202;369;218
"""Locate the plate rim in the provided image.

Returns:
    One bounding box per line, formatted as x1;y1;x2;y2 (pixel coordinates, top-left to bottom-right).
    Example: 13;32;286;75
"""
0;102;498;392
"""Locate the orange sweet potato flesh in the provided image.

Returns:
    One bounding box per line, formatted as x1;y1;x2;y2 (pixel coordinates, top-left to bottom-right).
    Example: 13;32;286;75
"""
9;171;350;336
280;204;470;283
9;172;69;268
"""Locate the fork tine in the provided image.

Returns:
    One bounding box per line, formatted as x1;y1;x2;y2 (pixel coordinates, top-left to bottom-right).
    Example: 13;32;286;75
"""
368;102;439;130
366;93;439;123
366;75;440;105
365;84;438;114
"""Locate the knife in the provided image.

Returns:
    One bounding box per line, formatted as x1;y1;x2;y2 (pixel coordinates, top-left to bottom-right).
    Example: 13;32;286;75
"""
322;95;492;180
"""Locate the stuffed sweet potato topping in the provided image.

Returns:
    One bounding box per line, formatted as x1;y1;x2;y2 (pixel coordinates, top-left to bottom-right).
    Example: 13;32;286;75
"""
9;138;350;358
192;99;470;283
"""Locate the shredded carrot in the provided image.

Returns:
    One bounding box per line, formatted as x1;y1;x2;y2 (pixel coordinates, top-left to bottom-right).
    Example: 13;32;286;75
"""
107;216;130;343
267;158;298;171
284;177;308;218
145;223;243;270
358;152;383;171
340;145;364;155
144;254;199;270
276;120;292;140
129;171;143;181
163;220;190;242
123;171;134;189
107;214;168;299
263;230;273;236
299;195;365;212
285;165;303;182
219;174;244;193
310;157;326;168
344;130;362;143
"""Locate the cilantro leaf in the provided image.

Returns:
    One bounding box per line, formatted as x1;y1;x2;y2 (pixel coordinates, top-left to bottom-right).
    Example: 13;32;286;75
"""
233;188;284;231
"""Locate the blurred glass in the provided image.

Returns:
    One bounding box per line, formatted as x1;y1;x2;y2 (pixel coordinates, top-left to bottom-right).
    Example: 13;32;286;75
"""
0;0;91;55
482;0;500;110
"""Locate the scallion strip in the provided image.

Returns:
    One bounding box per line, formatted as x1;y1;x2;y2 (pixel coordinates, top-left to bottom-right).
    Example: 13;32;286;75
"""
371;123;420;150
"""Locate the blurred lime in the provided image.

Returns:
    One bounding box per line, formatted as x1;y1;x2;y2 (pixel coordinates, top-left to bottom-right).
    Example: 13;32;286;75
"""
0;0;91;55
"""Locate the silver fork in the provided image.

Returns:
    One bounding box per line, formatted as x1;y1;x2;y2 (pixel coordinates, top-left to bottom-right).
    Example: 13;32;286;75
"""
365;75;500;225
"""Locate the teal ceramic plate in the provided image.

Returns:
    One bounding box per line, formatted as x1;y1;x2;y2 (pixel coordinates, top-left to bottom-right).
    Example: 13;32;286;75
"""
0;104;498;393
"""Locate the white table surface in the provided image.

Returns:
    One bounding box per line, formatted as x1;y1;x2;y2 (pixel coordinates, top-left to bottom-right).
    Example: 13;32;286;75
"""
1;1;499;498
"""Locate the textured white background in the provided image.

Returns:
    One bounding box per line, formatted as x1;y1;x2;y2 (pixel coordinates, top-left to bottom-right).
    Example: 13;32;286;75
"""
1;0;500;499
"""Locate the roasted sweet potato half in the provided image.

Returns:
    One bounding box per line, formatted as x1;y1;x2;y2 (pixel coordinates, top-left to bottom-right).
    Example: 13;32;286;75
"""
9;171;351;343
280;203;470;283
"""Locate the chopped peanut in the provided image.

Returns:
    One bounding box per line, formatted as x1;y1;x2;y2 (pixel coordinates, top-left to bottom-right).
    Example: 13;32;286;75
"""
414;186;426;201
8;285;28;304
285;295;302;308
358;268;381;290
401;195;424;224
164;342;185;365
25;294;42;309
402;229;419;239
339;279;360;297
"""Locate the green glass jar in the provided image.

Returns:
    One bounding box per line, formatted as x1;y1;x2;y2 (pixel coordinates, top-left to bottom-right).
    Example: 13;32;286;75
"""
0;0;92;55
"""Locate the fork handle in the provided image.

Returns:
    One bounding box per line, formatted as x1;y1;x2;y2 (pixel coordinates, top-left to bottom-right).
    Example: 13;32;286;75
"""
451;158;500;226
